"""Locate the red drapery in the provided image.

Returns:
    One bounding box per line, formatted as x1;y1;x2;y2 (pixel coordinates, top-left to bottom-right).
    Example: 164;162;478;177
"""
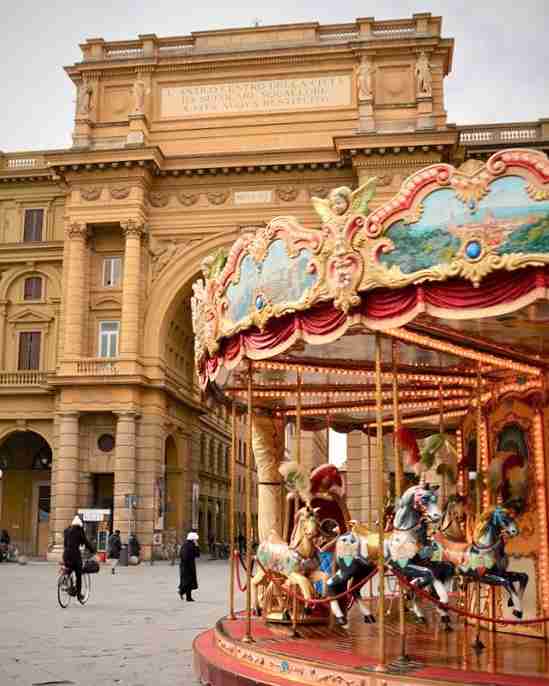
200;267;549;383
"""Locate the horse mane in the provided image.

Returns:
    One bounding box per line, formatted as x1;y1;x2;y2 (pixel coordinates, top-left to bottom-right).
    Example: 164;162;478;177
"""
472;506;508;540
289;507;314;550
399;484;419;507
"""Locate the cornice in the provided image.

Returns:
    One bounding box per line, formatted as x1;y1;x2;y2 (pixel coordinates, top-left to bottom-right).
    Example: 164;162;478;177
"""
334;128;458;156
0;242;64;263
45;146;164;173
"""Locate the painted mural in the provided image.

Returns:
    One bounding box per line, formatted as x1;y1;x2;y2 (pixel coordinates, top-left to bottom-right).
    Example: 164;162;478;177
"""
225;239;317;325
381;176;549;275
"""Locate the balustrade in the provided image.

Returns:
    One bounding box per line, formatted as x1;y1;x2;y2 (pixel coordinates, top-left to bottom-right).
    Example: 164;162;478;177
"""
0;371;47;385
459;124;540;145
75;358;119;376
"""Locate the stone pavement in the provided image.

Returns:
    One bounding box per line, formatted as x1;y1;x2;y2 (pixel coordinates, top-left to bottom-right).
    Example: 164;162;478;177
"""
0;558;240;686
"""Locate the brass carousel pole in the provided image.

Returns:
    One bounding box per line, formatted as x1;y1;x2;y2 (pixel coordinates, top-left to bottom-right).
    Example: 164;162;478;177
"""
243;362;255;643
229;401;237;620
326;384;330;463
375;333;386;668
367;427;374;599
296;370;302;465
291;368;303;638
438;354;446;505
392;340;408;663
473;362;484;652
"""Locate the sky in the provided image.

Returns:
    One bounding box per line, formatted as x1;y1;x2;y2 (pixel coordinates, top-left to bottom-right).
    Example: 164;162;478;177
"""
1;0;548;153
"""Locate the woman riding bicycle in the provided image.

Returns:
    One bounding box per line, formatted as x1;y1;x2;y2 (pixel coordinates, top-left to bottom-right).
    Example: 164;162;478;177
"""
63;516;95;601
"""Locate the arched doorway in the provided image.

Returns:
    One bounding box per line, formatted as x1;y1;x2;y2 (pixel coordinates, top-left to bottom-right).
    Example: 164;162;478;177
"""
0;430;52;557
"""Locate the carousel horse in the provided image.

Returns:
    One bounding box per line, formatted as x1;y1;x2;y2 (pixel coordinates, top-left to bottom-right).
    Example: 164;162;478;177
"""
251;506;321;617
430;494;474;575
452;506;528;618
436;494;469;544
386;484;455;628
326;484;445;628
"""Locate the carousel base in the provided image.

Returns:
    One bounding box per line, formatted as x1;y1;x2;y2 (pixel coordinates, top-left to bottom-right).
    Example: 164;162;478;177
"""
193;608;549;686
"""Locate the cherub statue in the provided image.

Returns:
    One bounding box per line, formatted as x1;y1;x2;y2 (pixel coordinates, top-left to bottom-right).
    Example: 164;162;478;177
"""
311;178;377;230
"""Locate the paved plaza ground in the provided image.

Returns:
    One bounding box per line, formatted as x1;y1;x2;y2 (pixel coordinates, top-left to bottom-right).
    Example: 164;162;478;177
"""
0;558;238;686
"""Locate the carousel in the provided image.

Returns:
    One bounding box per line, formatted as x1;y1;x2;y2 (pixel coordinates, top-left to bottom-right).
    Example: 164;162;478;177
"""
191;148;549;686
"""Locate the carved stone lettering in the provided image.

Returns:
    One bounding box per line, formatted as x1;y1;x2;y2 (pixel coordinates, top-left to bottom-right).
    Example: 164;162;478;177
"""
161;75;352;118
234;190;273;205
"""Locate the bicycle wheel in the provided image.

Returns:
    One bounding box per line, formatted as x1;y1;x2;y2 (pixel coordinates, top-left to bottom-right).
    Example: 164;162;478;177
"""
57;573;72;608
78;573;91;605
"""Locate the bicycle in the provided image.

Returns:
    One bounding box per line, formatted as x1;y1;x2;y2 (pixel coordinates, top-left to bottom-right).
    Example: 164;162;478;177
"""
57;564;91;608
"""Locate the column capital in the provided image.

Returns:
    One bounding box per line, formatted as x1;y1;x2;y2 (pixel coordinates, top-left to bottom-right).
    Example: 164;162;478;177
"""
121;219;147;238
66;222;91;240
115;410;140;420
57;410;80;419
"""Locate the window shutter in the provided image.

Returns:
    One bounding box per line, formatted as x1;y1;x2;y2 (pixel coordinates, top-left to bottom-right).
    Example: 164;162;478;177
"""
18;332;41;370
23;209;44;242
24;277;42;300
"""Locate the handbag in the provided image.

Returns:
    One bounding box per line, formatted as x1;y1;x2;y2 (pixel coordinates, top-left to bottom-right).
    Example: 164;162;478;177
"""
82;559;100;574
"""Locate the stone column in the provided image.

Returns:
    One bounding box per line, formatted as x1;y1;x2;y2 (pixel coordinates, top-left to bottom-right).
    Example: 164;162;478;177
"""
252;414;285;541
0;300;8;368
48;412;80;560
63;223;89;357
113;411;137;541
120;220;145;358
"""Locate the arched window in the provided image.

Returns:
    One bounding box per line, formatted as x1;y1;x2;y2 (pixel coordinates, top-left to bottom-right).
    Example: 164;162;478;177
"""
24;276;42;300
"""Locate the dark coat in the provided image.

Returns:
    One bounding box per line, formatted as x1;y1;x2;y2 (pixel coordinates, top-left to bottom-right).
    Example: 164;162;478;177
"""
63;525;95;566
179;540;200;593
107;533;122;559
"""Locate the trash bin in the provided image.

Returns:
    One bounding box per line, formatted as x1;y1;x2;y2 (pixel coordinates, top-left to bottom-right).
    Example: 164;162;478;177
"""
119;543;129;566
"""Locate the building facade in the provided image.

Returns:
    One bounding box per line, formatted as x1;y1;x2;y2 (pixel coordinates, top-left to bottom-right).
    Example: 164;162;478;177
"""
0;14;547;557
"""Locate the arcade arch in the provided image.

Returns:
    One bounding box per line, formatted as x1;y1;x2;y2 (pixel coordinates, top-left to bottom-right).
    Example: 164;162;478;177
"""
0;430;52;557
143;232;239;368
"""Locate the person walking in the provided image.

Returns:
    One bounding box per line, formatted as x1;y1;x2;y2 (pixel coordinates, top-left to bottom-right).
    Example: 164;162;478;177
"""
107;529;122;574
63;516;95;601
178;531;200;601
0;529;10;562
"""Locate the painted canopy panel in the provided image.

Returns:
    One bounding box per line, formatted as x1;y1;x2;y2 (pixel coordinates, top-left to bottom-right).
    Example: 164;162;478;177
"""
192;149;549;386
381;176;549;275
225;239;317;325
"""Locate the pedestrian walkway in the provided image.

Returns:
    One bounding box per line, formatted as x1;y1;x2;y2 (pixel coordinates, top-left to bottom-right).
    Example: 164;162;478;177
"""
0;558;237;686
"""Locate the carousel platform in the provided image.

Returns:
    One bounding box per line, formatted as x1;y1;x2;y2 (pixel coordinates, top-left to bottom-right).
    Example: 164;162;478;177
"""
193;609;549;686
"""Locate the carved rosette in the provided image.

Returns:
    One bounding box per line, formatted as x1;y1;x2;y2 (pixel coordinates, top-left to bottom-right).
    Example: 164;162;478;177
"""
177;191;200;206
207;190;229;205
80;187;102;201
110;186;131;200
309;185;330;199
276;186;298;202
149;192;170;208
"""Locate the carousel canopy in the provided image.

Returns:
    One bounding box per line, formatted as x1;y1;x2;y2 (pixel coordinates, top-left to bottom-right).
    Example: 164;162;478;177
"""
191;149;549;432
